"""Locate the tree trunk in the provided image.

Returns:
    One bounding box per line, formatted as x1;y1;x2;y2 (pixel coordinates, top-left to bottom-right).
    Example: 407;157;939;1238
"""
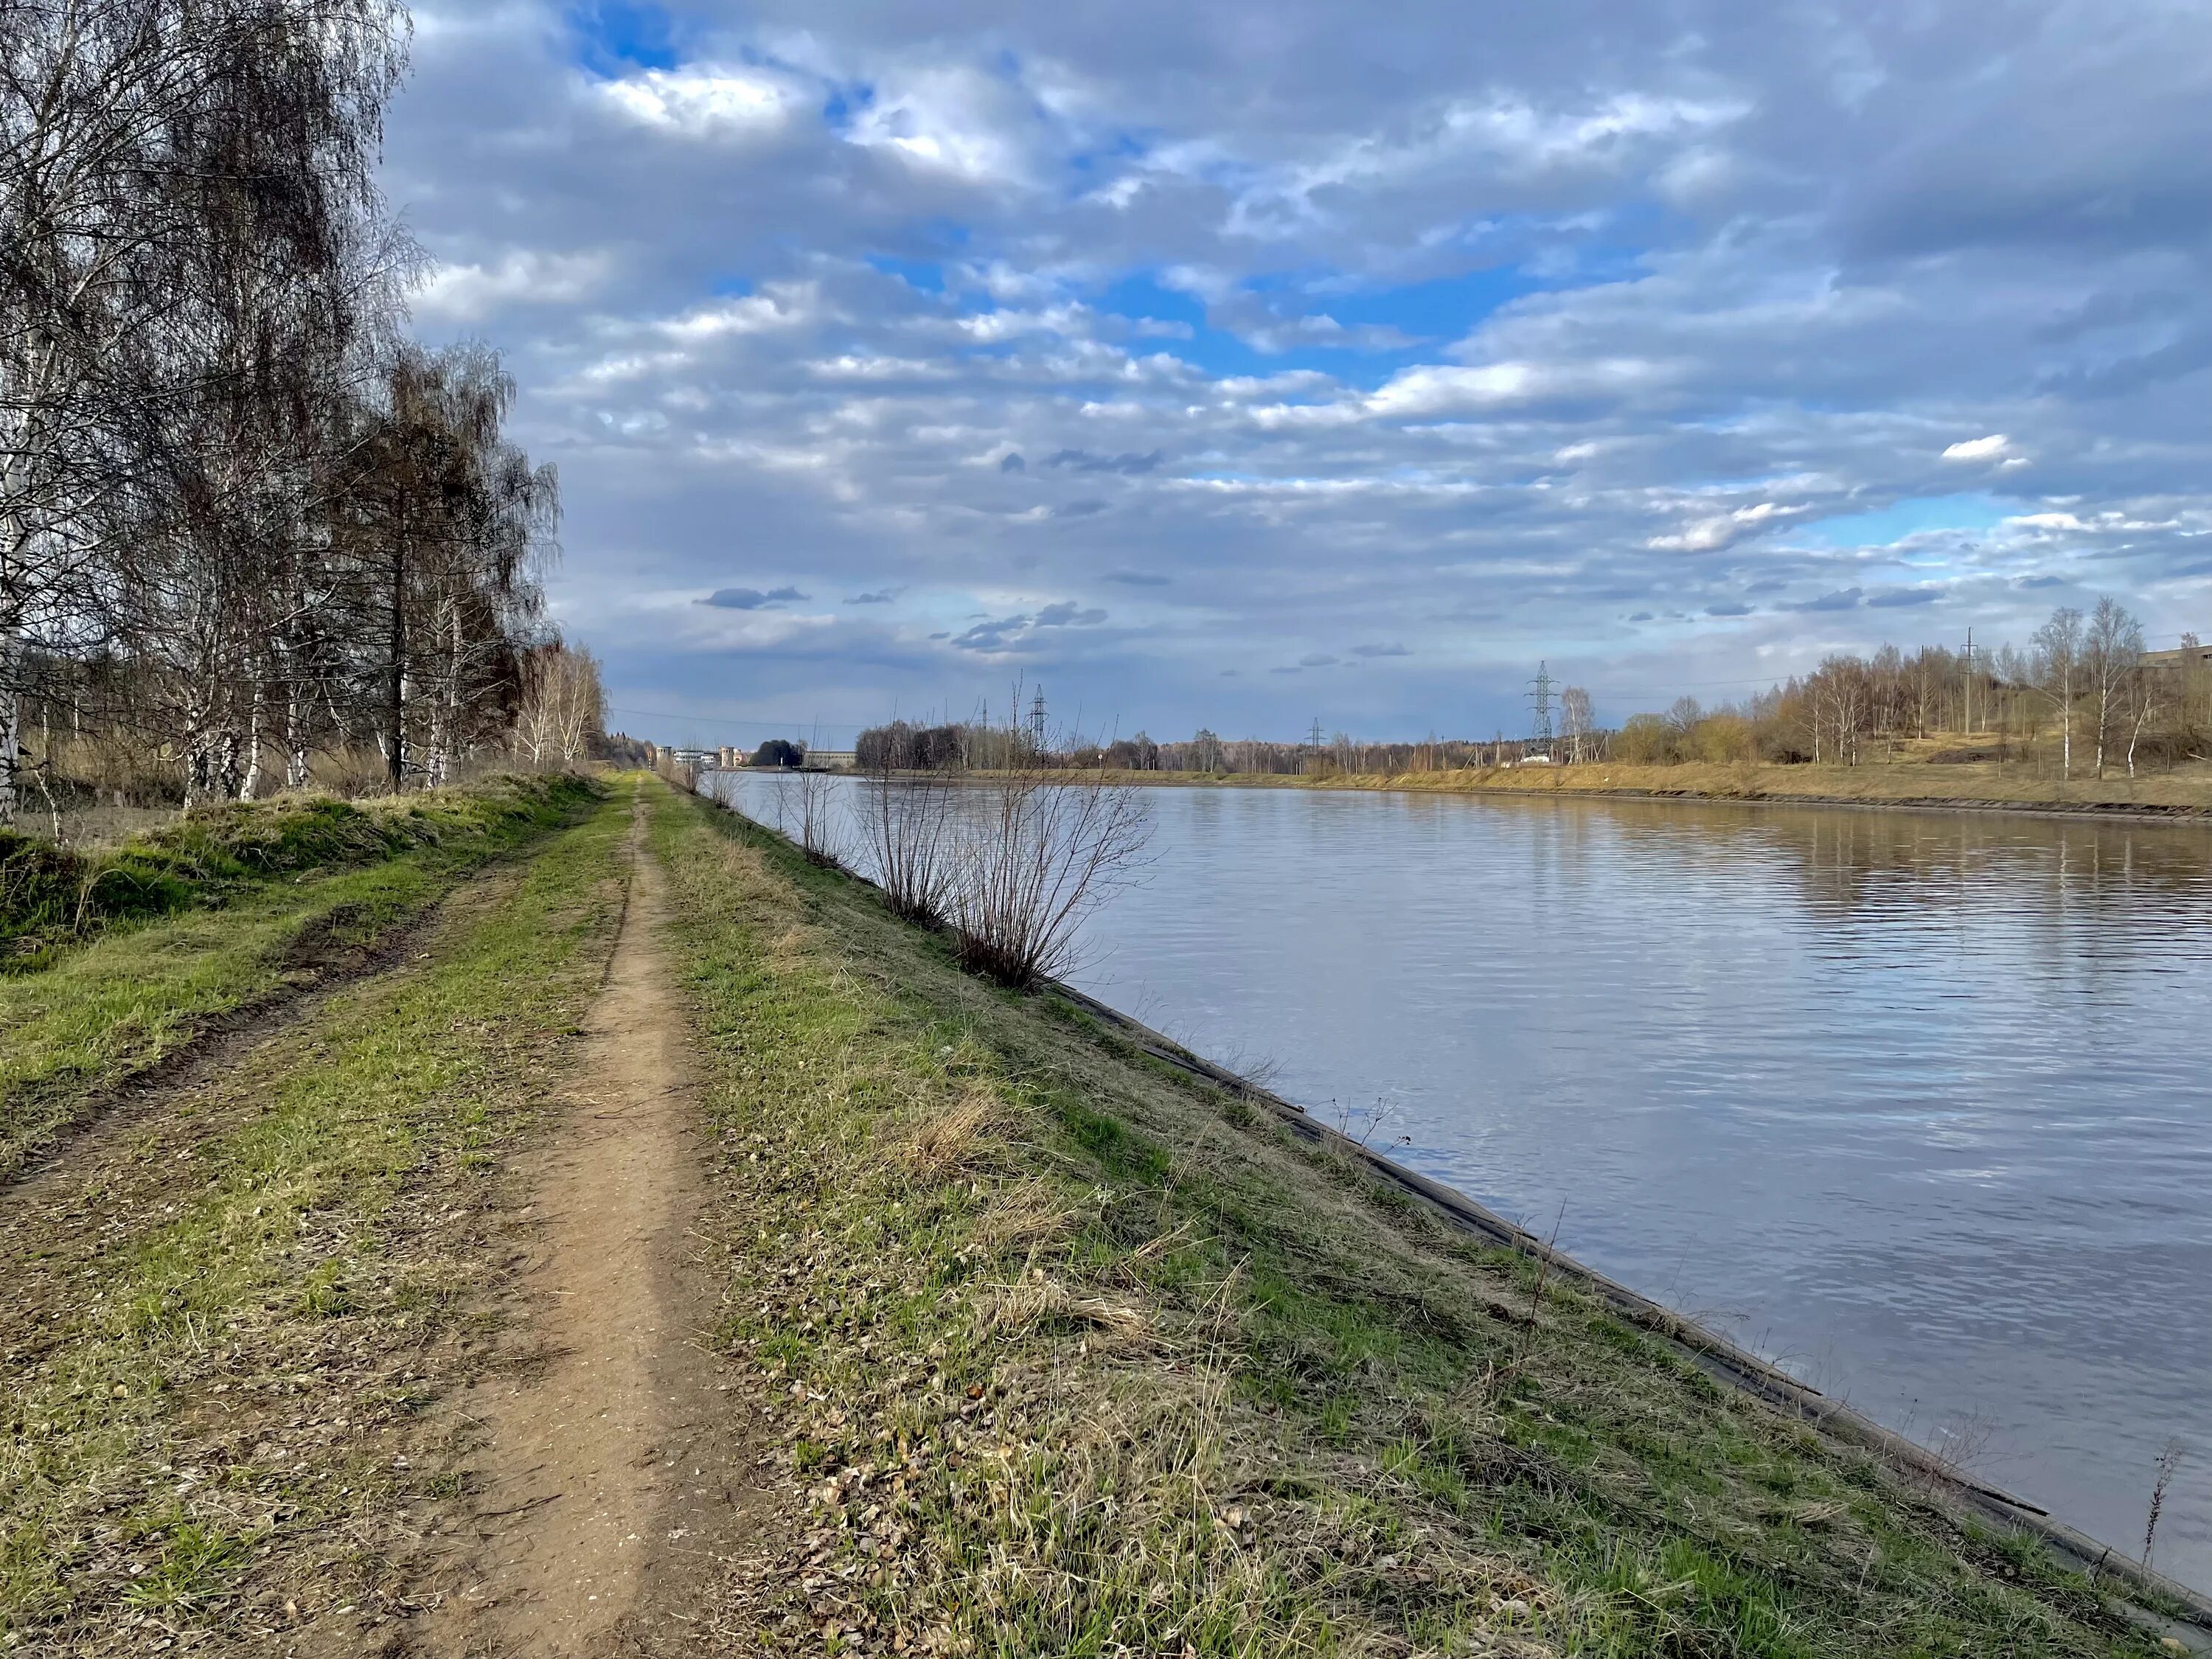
384;540;406;789
285;658;311;790
0;633;21;829
241;678;265;799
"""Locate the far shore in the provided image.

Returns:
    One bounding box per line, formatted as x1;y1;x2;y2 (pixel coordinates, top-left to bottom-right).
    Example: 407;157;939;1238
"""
887;759;2212;824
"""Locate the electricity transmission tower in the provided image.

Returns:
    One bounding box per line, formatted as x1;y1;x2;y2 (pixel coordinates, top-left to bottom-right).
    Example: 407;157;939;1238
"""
1526;661;1557;754
1028;685;1048;750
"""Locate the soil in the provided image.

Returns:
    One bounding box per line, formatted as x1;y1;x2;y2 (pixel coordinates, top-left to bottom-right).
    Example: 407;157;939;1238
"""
421;807;771;1658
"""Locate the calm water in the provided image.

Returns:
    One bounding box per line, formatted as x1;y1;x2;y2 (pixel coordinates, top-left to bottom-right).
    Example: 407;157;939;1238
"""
712;771;2212;1589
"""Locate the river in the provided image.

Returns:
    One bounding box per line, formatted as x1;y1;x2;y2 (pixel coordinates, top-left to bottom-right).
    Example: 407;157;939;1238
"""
708;770;2212;1590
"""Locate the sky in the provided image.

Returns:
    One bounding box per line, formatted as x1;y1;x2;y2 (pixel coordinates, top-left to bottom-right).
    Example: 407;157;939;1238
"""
387;0;2212;749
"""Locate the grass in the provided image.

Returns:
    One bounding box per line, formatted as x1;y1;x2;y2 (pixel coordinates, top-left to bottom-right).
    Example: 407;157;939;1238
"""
0;771;599;967
0;774;600;1178
0;779;633;1652
651;779;2178;1658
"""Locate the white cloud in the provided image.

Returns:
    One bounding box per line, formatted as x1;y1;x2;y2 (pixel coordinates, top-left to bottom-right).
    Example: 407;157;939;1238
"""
414;251;609;320
597;66;800;136
842;65;1037;185
1942;434;2015;462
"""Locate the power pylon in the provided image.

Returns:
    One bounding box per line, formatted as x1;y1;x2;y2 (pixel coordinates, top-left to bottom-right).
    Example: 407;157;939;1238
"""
1526;661;1557;751
1029;686;1048;750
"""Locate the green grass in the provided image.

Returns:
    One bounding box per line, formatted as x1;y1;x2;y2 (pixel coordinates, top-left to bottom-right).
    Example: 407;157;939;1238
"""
0;774;600;1177
0;772;598;967
650;782;2174;1658
0;782;633;1648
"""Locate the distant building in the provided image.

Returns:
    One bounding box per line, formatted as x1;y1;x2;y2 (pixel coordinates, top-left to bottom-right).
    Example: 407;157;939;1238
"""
2141;641;2212;671
801;749;858;771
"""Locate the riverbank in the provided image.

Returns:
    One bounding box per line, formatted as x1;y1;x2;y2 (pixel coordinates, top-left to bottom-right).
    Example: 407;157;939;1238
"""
7;772;2205;1653
1065;757;2212;824
667;779;2209;1655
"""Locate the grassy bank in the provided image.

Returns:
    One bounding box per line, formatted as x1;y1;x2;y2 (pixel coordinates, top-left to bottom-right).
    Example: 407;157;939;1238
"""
653;780;2191;1658
0;775;599;1179
0;780;633;1652
1069;756;2212;819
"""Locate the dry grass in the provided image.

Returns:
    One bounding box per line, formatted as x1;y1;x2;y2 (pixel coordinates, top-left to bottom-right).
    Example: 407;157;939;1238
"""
1083;747;2212;815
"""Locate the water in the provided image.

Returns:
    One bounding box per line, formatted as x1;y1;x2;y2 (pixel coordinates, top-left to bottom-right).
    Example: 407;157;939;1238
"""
710;771;2212;1589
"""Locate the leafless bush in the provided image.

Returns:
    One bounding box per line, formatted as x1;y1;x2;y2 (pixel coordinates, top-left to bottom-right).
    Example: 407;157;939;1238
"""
793;766;844;866
855;763;959;922
950;769;1150;988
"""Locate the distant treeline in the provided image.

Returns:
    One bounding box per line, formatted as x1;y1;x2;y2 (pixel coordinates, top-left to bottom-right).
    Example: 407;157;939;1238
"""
1624;598;2205;778
858;597;2208;785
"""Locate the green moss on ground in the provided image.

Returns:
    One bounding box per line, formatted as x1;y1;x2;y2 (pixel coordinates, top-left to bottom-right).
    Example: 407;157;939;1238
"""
652;781;2175;1658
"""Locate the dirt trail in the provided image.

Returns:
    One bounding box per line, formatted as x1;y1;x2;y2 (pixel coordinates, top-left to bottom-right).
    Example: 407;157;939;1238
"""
425;807;765;1658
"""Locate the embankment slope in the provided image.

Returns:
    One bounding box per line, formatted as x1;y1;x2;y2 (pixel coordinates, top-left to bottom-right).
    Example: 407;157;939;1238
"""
656;780;2203;1658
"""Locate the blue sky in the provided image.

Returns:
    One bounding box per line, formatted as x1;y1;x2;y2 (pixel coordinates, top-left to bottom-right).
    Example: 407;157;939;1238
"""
392;0;2212;748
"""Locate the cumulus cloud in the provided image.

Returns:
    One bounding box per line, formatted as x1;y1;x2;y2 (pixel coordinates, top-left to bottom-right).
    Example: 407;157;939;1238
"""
382;0;2212;740
700;585;810;610
1942;434;2014;462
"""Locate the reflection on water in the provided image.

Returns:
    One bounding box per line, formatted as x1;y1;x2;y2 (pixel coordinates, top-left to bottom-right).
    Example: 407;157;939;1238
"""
709;772;2212;1590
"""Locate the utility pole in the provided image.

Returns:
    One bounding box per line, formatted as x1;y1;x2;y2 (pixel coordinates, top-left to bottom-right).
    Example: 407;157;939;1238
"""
1526;661;1556;755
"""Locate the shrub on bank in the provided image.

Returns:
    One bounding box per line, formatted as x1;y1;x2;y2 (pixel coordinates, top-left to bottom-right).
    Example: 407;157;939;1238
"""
0;774;600;966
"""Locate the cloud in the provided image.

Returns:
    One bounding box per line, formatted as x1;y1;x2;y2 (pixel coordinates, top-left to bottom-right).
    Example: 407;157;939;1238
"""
1787;588;1863;612
700;585;810;610
950;600;1108;652
384;0;2212;742
1352;641;1411;656
1942;434;2015;463
597;66;801;138
1298;652;1340;667
1045;449;1165;474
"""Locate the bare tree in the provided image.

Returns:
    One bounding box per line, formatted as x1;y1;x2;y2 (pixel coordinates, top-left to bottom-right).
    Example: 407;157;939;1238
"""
2032;606;2084;779
512;640;603;770
1559;686;1593;763
0;0;411;821
2081;596;2143;779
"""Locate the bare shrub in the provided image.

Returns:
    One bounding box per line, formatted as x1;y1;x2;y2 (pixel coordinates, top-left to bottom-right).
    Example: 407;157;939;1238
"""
950;769;1150;988
855;763;960;922
792;766;844;866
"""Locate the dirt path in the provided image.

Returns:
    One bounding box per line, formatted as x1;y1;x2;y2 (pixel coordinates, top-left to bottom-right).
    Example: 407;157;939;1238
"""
425;810;766;1658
